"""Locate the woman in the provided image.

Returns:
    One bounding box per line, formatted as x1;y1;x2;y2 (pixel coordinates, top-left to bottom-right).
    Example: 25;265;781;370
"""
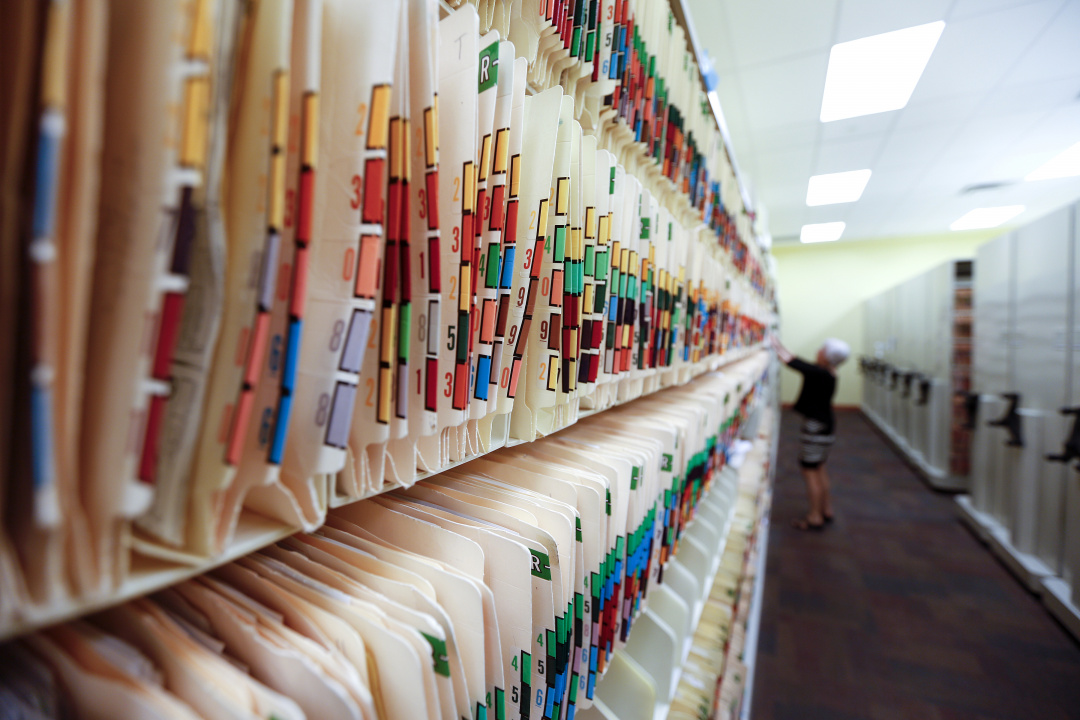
772;335;850;531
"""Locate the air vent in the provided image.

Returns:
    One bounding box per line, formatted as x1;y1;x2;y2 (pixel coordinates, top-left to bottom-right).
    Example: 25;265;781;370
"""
961;181;1013;194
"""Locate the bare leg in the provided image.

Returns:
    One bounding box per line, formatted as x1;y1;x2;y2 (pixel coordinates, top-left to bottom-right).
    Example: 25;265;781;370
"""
798;467;825;527
819;465;833;520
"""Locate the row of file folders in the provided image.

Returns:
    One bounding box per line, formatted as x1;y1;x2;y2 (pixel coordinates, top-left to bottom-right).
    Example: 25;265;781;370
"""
0;361;769;720
0;0;772;624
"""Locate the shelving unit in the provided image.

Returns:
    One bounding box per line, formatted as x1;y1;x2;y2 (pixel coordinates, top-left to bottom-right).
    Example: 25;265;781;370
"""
737;498;770;720
1;1;779;718
950;267;974;477
861;258;975;491
0;347;772;643
578;409;775;720
952;200;1080;642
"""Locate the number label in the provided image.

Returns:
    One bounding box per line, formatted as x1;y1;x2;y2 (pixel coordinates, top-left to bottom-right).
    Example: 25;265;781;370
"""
329;319;345;352
343;248;355;281
350;174;362;210
315;392;330;426
354;103;368;136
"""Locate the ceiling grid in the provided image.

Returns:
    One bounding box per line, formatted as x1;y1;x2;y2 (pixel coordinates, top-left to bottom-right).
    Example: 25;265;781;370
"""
687;0;1080;244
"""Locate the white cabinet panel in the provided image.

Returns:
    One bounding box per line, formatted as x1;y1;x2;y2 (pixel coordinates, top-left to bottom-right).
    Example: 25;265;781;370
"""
1009;207;1074;565
1014;207;1073;413
973;232;1015;396
971;233;1016;517
1063;202;1080;595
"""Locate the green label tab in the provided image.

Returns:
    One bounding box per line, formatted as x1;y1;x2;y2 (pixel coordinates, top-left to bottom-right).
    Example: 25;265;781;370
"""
530;549;552;580
421;633;451;677
478;42;499;92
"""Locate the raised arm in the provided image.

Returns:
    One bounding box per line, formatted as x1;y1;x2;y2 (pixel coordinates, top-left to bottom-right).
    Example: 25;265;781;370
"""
770;334;794;365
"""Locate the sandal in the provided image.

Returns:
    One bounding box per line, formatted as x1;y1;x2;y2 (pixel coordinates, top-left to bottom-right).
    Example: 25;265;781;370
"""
793;518;826;532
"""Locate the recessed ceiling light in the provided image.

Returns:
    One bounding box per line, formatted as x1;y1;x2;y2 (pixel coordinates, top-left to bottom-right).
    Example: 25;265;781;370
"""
800;222;846;243
949;205;1025;231
1025;141;1080;181
820;21;945;123
806;169;872;206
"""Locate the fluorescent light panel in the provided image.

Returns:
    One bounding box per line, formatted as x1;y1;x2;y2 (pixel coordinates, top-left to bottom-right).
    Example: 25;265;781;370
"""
806;169;872;206
1026;141;1080;181
950;205;1025;231
800;222;846;244
820;21;945;122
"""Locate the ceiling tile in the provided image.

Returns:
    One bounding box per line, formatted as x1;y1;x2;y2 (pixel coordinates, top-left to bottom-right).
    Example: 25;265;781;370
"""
980;77;1080;118
988;103;1080;177
716;81;757;168
874;125;955;172
698;0;1080;240
948;0;1048;20
685;0;738;72
1000;0;1080;85
763;204;808;238
819;112;897;141
737;52;831;130
842;203;899;239
751;122;820;153
758;179;813;215
891;92;983;132
948;110;1050;162
803;203;852;226
835;0;952;43
910;0;1064;102
754;146;816;188
814;135;886;174
723;0;839;67
858;163;926;199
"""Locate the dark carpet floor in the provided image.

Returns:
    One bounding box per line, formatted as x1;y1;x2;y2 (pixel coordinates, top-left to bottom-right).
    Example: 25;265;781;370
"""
750;409;1080;720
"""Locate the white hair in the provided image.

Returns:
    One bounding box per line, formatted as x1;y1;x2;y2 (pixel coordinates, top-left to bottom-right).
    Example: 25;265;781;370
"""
821;338;850;368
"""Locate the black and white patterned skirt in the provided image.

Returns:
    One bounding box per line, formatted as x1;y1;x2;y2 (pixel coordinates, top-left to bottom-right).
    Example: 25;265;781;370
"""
798;418;835;469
